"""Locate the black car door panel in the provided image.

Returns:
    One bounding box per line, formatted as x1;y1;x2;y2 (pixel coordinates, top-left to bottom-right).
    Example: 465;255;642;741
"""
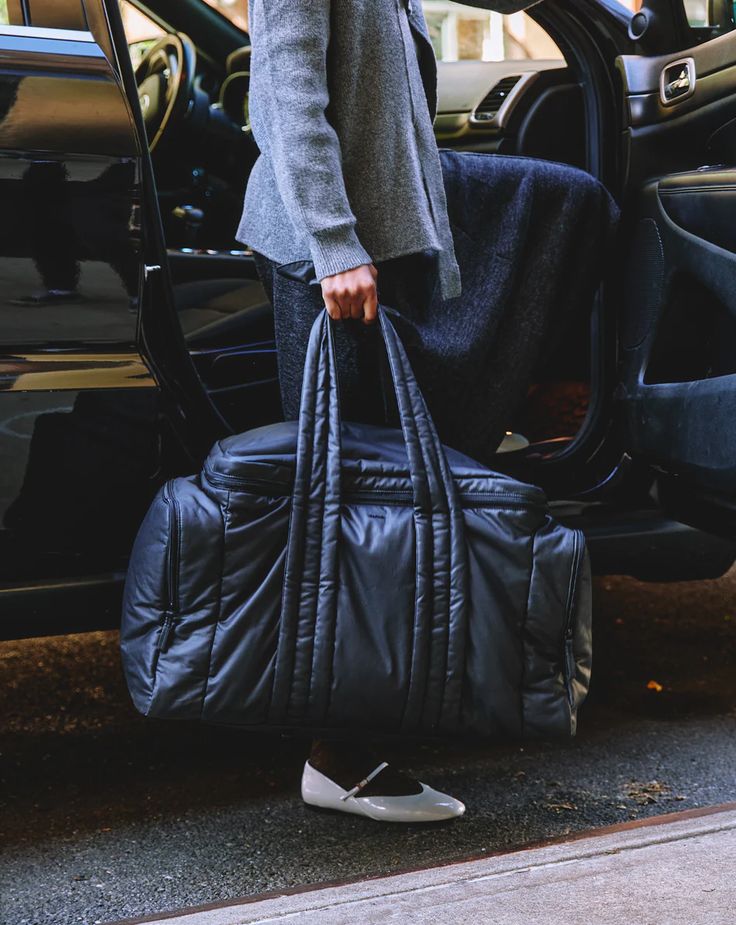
0;25;146;355
0;10;163;586
657;168;736;253
620;176;736;481
616;25;736;525
619;29;736;97
617;31;736;184
0;2;232;629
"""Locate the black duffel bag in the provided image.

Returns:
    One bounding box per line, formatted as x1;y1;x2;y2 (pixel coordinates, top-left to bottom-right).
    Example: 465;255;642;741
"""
121;307;592;738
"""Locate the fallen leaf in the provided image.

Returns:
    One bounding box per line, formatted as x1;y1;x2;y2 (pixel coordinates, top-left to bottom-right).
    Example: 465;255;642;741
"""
626;780;670;805
647;680;664;692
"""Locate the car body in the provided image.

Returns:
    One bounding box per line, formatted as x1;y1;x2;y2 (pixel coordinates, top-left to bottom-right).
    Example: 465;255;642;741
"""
2;0;736;640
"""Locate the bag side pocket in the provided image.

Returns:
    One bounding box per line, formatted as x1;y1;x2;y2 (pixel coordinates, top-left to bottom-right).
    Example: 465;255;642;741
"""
563;534;592;734
147;477;225;720
121;476;224;719
120;484;175;716
522;519;593;737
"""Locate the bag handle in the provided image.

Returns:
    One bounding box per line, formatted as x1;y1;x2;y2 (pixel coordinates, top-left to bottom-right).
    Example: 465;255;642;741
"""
269;307;468;731
376;309;469;729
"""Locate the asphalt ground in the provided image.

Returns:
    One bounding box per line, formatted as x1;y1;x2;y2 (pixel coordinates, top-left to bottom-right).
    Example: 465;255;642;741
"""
1;569;735;925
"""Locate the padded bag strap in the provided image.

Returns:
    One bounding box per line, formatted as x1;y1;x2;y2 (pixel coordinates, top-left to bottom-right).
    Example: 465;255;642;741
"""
378;311;469;731
270;313;340;723
269;308;468;732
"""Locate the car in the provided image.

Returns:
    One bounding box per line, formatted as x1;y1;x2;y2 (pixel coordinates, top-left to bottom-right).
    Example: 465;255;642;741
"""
1;0;736;640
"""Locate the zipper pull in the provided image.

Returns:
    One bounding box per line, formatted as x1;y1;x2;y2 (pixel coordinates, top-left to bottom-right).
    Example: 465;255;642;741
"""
155;612;176;652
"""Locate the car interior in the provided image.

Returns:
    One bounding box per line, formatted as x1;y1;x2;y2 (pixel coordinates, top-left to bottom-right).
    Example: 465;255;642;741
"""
118;0;599;475
111;0;736;523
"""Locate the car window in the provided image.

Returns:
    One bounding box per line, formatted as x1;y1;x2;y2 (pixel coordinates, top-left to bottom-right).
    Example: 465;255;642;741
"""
188;1;560;55
1;0;86;28
201;0;248;31
682;0;736;33
422;1;562;61
26;0;87;29
119;1;166;67
604;0;736;37
119;1;248;53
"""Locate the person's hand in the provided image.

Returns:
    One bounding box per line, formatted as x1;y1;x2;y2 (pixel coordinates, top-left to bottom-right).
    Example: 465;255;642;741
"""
321;263;378;325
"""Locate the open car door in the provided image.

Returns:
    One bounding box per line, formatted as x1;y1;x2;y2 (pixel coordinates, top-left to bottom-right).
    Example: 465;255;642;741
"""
617;8;736;535
0;0;219;630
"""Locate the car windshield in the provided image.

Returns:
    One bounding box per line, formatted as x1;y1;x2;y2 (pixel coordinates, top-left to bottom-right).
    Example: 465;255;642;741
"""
201;0;248;31
120;2;566;62
183;2;563;57
423;2;560;62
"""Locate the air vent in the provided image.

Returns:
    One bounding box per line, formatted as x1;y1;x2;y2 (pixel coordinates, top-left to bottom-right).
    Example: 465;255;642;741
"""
472;75;522;123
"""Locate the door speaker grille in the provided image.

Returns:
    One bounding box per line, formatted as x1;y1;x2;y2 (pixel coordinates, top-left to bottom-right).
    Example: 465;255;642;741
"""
621;218;665;351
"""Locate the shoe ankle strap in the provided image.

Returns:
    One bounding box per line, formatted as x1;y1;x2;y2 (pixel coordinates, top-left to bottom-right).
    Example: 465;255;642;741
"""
340;761;389;801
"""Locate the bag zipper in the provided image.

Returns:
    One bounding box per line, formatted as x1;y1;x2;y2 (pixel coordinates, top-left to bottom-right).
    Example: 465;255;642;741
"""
343;489;544;508
155;481;180;654
203;464;545;508
562;529;585;705
204;464;290;496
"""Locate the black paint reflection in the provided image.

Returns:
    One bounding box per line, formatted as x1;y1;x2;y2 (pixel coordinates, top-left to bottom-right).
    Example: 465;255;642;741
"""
0;389;163;582
0;152;142;346
17;159;139;308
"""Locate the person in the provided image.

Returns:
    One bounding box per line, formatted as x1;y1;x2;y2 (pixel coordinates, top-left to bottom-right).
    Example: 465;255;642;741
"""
235;0;555;823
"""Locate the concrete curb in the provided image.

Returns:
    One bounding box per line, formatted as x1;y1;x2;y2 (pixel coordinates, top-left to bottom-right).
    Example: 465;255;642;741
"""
113;804;736;925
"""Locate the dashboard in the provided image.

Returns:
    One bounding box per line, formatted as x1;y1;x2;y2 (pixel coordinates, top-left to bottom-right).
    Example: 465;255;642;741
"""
156;41;585;250
219;49;585;168
434;59;585;167
435;59;565;136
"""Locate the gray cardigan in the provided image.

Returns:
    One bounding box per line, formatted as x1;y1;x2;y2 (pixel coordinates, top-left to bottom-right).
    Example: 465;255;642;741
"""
236;0;540;300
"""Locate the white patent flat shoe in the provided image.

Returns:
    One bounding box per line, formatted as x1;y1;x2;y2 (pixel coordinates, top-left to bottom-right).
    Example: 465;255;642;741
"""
301;760;465;823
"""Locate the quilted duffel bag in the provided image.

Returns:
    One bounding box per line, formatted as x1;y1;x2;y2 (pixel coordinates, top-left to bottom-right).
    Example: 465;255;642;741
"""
121;307;592;738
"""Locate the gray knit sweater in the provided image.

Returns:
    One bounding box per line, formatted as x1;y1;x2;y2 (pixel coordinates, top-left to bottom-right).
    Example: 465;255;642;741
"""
236;0;540;300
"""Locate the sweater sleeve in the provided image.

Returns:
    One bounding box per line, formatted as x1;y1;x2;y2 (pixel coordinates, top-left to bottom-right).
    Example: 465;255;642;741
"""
249;0;373;282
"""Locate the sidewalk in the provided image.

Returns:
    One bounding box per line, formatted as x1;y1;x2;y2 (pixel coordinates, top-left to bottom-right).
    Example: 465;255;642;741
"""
123;805;736;925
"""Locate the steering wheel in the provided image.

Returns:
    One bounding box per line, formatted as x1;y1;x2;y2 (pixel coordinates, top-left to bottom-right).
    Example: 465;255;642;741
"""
135;33;197;153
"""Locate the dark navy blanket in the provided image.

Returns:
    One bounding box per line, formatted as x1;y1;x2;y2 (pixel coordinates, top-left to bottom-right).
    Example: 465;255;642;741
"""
390;149;620;464
255;151;620;465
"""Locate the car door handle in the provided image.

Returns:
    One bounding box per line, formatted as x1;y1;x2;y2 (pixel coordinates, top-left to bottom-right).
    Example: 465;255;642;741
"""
660;57;696;106
144;264;162;281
